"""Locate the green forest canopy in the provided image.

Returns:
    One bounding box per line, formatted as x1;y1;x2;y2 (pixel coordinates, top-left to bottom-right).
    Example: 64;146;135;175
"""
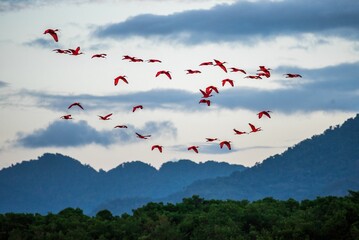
1;191;359;240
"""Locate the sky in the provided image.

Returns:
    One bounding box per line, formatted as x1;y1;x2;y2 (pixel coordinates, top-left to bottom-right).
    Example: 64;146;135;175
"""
0;0;358;171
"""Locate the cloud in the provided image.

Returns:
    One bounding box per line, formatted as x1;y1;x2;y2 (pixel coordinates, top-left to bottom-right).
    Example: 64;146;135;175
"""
9;61;359;114
16;120;177;148
94;0;359;44
23;88;198;112
0;0;99;12
0;81;8;88
24;38;60;49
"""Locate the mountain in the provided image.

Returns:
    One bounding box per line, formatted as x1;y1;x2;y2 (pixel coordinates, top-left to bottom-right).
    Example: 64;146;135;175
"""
164;114;359;202
0;154;246;214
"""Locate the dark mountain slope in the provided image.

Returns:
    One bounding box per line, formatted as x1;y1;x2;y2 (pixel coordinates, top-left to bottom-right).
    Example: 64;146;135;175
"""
0;154;245;214
166;114;359;202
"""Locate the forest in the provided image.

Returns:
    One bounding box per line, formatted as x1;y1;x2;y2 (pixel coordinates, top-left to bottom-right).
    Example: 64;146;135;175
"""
1;191;358;240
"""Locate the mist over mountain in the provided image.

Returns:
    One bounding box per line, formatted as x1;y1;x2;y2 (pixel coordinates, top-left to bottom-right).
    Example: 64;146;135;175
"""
164;114;359;202
0;154;245;214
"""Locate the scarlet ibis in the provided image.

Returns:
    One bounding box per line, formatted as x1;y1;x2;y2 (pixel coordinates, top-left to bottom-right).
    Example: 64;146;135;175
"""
68;47;83;56
122;55;136;61
68;102;84;110
249;123;261;133
92;53;107;58
233;129;247;135
53;49;71;54
258;66;272;72
205;86;219;94
222;78;234;87
114;125;128;128
206;138;218;142
200;89;213;98
114;75;128;86
155;70;172;79
136;132;151;139
185;69;201;74
257;66;271;78
199;61;213;66
257;111;271;119
44;28;59;42
98;113;112;120
229;67;246;74
147;59;162;63
151;145;163;153
219;141;231;150
245;75;262;79
214;59;227;73
257;72;270;78
60;114;73;120
132;105;143;112
199;99;211;106
188;146;199;153
284;73;302;78
130;57;143;62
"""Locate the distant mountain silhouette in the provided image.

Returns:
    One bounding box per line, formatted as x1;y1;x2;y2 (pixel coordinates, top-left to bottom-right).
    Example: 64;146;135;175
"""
164;114;359;202
0;154;246;214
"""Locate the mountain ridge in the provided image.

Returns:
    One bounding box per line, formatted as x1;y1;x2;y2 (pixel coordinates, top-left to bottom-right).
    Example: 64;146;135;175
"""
0;153;246;214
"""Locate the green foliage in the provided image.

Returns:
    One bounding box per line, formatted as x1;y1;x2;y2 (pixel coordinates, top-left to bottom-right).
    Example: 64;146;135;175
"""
0;192;358;239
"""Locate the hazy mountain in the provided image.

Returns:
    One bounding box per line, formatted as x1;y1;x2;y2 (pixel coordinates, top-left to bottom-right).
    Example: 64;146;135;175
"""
164;114;359;202
0;154;246;214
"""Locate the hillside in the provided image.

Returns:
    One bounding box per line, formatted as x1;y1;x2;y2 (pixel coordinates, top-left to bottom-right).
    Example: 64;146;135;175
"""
165;114;359;202
0;154;245;214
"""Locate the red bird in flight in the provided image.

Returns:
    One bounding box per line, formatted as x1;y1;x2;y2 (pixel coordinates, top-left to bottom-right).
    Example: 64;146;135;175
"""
200;89;213;98
214;59;227;73
68;102;84;110
229;67;246;74
132;105;143;112
245;75;262;79
44;28;59;42
130;57;144;62
188;146;199;153
98;113;112;120
185;69;201;74
122;55;136;61
199;99;211;106
222;78;234;87
155;70;172;80
219;141;231;150
92;53;107;59
136;132;151;139
199;61;213;66
257;111;271;119
249;123;262;133
205;86;219;94
257;66;271;78
114;75;128;86
284;73;302;78
68;47;83;56
233;129;247;135
53;49;71;54
60;114;73;120
147;59;162;63
114;125;128;129
206;138;218;142
151;145;163;153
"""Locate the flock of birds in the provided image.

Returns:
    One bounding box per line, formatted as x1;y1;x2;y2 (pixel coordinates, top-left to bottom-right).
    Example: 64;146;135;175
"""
44;28;302;154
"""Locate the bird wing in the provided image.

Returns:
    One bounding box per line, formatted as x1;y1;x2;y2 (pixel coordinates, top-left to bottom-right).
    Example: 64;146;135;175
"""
249;123;256;131
49;32;58;42
165;71;172;79
104;113;112;119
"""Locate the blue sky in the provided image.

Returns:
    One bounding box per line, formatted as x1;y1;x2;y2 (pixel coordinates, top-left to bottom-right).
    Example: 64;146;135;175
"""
0;0;358;170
